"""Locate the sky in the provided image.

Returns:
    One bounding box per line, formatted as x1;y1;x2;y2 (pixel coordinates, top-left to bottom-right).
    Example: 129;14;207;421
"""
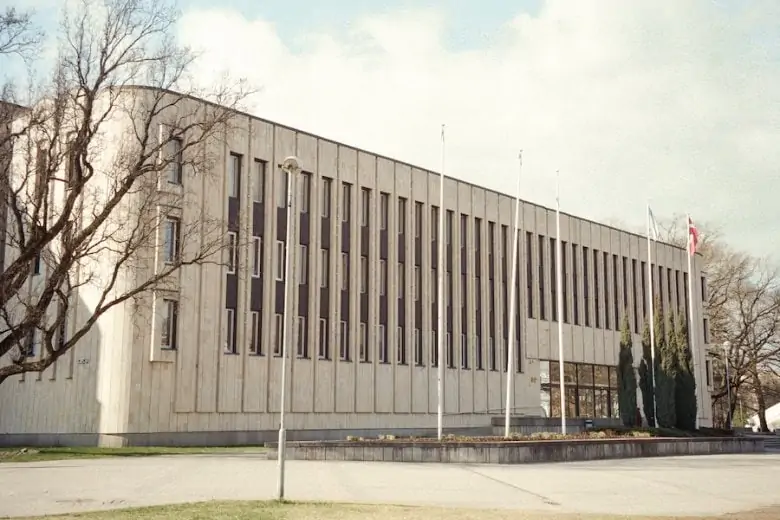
3;0;780;259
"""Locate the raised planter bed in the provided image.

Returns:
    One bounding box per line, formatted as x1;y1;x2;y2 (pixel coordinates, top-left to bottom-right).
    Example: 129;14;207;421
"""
274;435;764;464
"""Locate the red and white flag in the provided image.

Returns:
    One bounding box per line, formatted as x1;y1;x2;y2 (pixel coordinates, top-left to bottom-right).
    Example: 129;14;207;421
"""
687;215;699;255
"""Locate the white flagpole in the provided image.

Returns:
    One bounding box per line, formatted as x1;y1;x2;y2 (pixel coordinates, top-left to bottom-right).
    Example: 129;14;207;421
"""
503;151;523;438
556;170;566;435
437;124;445;440
646;204;658;428
686;214;699;430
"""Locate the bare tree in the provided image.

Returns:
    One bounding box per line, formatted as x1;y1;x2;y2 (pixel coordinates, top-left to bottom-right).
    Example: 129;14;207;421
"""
655;213;780;431
0;7;42;60
0;0;249;384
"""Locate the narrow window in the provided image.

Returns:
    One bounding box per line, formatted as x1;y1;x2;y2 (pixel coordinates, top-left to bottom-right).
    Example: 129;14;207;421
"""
320;249;329;288
340;320;349;361
360;255;368;293
274;314;283;356
414;266;421;301
252;159;265;203
341;253;349;291
461;334;468;369
489;336;496;371
277;170;288;208
380;192;389;230
161;300;178;350
431;330;438;367
594;250;601;328
299;245;308;285
446;332;454;368
397;263;404;299
228;153;241;198
297;316;308;358
397;197;406;234
379;324;388;363
562;241;568;324
526;232;534;318
250;311;261;355
318;318;329;359
641;261;647;323
225;308;236;354
275;240;285;281
538;235;546;320
227;232;237;274
414;328;422;366
633;259;639;332
476;334;483;370
583;246;590;327
168;138;183;184
622;257;629;320
550;239;558;321
414;202;422;238
446;210;453;244
164;217;180;263
342;182;351;222
321;177;331;217
360;322;369;362
360;188;370;226
612;253;619;326
572;244;579;325
602;252;612;329
431;206;438;241
675;270;681;312
380;259;387;296
299;172;310;214
252;237;261;278
397;327;406;365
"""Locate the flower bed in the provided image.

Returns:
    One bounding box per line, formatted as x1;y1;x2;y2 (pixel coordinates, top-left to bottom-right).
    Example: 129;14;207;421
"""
343;429;657;444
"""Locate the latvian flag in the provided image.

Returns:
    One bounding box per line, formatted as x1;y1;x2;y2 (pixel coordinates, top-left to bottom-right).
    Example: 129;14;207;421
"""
688;215;699;256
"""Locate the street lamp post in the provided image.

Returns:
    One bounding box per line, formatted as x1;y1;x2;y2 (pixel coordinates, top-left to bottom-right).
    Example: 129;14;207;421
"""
277;155;300;501
723;340;732;430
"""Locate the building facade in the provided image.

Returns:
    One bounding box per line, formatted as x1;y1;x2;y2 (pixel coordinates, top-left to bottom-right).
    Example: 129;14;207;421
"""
0;88;714;446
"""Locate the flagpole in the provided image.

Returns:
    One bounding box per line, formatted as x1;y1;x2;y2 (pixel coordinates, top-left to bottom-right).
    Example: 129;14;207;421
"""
437;124;445;440
503;151;523;438
646;204;658;428
556;170;566;435
686;214;699;430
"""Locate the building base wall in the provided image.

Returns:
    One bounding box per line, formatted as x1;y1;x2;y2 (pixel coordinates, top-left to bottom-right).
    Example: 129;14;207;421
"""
0;426;499;448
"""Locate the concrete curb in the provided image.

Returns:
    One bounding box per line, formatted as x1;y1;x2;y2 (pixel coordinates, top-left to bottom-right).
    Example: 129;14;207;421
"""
268;437;765;464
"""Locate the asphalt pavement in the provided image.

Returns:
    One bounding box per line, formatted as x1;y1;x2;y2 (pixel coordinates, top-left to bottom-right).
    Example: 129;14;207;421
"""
1;453;779;518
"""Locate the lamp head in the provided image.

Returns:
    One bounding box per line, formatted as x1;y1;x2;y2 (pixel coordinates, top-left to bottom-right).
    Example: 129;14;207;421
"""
280;156;301;175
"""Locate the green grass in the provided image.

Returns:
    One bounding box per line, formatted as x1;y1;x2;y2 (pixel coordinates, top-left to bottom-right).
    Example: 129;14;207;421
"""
0;445;267;463
14;501;780;520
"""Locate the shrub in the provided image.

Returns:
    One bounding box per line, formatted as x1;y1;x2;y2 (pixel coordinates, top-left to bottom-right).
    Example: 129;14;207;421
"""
618;315;638;426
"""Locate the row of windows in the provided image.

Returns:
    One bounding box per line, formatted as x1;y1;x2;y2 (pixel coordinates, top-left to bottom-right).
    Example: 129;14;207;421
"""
160;296;519;371
160;146;709;360
166;147;707;316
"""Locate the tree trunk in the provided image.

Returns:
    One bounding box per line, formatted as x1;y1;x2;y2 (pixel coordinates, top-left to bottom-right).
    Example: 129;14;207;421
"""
751;367;770;433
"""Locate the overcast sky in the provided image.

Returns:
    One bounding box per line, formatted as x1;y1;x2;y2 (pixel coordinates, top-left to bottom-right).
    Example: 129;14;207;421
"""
4;0;780;258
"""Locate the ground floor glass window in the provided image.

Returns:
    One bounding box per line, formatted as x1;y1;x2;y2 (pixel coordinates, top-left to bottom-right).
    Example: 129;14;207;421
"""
540;360;619;419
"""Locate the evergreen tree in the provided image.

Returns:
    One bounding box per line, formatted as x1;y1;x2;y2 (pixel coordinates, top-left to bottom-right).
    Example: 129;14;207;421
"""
617;315;638;426
638;321;655;427
674;312;698;430
656;310;678;428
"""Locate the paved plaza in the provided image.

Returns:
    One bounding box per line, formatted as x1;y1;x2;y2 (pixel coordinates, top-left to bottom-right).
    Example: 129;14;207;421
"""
1;453;779;518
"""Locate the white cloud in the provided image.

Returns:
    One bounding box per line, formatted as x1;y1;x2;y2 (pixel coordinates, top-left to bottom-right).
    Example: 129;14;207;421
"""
177;1;780;257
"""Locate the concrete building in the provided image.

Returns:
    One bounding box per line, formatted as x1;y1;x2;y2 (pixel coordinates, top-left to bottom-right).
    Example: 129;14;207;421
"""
0;87;714;446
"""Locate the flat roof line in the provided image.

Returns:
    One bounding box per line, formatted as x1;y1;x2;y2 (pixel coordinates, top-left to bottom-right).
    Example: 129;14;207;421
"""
123;85;694;255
